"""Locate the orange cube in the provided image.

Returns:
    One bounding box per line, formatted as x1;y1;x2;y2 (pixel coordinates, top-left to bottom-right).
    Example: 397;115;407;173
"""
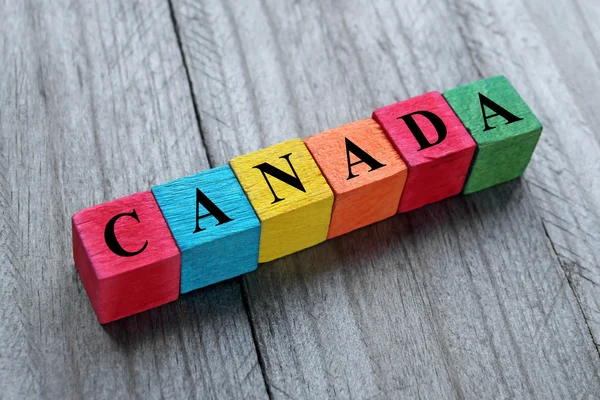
305;119;407;238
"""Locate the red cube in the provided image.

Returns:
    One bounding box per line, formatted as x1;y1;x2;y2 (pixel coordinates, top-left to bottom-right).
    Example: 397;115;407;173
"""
373;92;476;212
72;191;180;324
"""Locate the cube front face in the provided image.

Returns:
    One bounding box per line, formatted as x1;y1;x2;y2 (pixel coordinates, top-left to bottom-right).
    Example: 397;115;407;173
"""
443;75;543;194
373;91;476;212
152;165;261;293
230;139;334;262
72;191;180;324
305;119;407;238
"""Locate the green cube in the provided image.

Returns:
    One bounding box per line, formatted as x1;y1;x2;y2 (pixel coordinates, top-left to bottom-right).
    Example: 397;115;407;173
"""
443;75;543;194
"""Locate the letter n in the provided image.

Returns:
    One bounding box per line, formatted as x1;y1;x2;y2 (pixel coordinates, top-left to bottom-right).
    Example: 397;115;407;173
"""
253;153;306;204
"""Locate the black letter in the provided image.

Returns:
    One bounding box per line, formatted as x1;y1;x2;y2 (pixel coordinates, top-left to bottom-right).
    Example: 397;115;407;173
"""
479;92;523;132
194;188;233;233
397;111;447;150
345;137;386;180
253;153;306;204
104;210;148;257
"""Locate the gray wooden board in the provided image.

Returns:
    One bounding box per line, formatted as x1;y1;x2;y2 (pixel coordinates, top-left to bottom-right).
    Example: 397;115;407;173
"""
0;0;266;398
3;0;600;398
496;0;600;352
170;0;600;398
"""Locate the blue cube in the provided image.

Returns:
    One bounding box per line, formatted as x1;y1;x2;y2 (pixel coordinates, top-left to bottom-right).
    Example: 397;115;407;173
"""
152;165;261;293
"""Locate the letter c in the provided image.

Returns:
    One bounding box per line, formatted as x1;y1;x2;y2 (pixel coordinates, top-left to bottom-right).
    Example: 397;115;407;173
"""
104;210;148;257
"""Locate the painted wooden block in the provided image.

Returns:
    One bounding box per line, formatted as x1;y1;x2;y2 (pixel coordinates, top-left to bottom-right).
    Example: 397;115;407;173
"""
72;191;180;324
152;165;261;293
304;119;408;238
230;139;334;262
373;92;477;212
443;75;543;194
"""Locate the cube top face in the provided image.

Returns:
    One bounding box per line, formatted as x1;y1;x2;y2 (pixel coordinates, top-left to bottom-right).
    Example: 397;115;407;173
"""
443;75;542;147
373;92;477;212
304;119;407;195
372;91;476;169
443;75;543;194
230;139;334;221
305;118;408;238
230;139;334;262
152;165;260;252
152;165;261;293
72;191;179;280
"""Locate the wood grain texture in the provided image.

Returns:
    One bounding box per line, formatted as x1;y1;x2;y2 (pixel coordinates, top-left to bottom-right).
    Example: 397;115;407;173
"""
443;75;543;194
152;165;261;293
72;191;180;323
373;91;476;212
4;0;600;398
230;139;334;262
304;118;407;238
0;0;267;398
170;0;600;398
449;0;600;355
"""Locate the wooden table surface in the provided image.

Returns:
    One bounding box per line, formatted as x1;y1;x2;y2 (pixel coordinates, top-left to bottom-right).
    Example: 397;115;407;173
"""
2;0;600;398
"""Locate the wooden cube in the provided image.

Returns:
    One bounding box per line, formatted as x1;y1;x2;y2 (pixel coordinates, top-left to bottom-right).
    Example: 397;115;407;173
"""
230;139;334;262
443;75;543;194
304;119;408;238
152;165;261;293
373;92;476;212
72;191;180;324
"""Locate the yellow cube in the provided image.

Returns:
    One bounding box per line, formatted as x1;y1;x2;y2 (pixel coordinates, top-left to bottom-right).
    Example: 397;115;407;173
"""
230;139;334;262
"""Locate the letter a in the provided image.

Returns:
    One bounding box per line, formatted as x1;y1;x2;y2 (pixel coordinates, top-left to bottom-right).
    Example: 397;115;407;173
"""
345;137;386;180
194;188;234;233
479;92;523;132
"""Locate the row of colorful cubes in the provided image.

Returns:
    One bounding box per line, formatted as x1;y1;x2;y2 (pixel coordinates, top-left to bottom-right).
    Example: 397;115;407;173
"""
72;75;542;323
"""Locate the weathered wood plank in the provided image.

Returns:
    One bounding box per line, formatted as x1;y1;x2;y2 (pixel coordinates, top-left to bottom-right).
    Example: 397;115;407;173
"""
172;0;600;398
451;0;600;352
0;0;266;398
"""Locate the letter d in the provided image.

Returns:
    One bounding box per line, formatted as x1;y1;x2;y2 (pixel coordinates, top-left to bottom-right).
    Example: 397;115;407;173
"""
397;111;447;151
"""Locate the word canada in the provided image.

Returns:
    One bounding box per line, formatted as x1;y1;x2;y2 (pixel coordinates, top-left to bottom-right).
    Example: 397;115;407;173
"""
72;75;542;323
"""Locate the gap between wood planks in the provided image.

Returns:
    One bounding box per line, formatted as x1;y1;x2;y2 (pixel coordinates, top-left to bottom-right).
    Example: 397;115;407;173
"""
164;0;600;381
540;216;600;356
450;0;600;356
167;0;212;168
166;0;274;396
